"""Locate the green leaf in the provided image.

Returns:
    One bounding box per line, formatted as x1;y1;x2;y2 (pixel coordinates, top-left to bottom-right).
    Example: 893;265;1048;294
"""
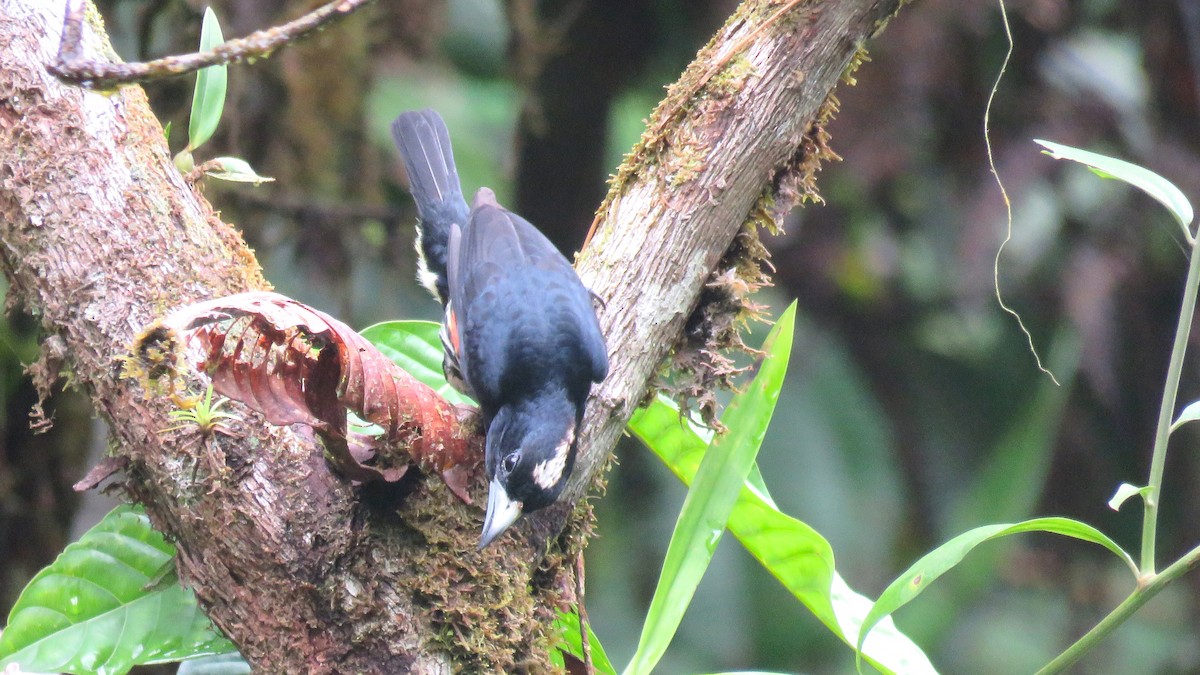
359;320;474;406
662;407;777;507
203;157;274;184
1035;139;1194;239
743;461;775;507
0;504;235;674
856;517;1137;663
622;303;795;675
188;7;227;151
630;395;933;674
550;609;616;675
1170;399;1200;433
1108;482;1151;511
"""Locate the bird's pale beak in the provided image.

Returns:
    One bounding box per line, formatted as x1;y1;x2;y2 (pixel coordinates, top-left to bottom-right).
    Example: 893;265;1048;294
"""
479;479;523;549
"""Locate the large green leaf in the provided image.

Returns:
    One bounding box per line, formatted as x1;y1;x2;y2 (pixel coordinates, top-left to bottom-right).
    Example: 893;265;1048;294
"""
630;395;933;674
856;517;1137;664
1035;139;1194;238
622;302;796;675
360;320;474;406
187;7;227;151
0;504;234;674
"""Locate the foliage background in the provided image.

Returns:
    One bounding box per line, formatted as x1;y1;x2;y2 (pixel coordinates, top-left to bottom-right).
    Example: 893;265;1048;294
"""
3;0;1199;672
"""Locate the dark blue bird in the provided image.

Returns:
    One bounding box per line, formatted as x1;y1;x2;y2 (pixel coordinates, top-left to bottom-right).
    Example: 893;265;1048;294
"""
391;109;608;547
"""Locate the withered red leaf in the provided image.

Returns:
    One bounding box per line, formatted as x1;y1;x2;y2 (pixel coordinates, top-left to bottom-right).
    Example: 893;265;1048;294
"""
132;292;479;499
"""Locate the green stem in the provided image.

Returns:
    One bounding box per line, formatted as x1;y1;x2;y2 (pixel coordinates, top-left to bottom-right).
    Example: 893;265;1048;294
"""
1038;543;1200;674
1140;238;1200;573
1047;229;1200;672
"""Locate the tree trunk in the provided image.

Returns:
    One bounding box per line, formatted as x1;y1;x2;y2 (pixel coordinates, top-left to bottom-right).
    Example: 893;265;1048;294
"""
0;0;905;671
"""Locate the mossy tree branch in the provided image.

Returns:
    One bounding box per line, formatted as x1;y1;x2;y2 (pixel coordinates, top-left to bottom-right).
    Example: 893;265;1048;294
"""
569;0;906;500
0;0;906;671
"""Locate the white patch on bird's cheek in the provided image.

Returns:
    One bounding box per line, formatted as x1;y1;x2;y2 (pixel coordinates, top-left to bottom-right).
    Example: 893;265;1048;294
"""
532;427;575;491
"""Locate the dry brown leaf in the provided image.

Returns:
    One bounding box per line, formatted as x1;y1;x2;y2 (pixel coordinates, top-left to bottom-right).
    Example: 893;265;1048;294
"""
131;292;480;500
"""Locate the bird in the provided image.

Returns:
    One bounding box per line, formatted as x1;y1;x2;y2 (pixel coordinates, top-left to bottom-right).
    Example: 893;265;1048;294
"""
391;109;609;548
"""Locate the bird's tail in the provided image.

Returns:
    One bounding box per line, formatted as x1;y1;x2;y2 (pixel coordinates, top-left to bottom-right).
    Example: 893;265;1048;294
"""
391;109;469;304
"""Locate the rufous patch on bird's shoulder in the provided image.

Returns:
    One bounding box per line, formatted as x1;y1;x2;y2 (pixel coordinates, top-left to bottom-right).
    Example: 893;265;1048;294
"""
442;301;462;354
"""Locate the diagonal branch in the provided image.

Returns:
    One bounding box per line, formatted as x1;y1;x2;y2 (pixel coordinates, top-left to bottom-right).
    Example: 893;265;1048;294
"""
568;1;903;503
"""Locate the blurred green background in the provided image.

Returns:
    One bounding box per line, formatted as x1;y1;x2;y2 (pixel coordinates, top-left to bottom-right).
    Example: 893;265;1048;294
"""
4;0;1200;672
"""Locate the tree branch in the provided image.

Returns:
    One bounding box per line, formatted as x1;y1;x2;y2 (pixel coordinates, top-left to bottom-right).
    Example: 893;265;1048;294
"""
0;0;907;671
48;0;374;87
569;0;904;502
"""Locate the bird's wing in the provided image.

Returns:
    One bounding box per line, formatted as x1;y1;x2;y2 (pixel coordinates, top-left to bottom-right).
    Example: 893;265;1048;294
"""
444;222;473;393
450;194;525;404
450;189;609;403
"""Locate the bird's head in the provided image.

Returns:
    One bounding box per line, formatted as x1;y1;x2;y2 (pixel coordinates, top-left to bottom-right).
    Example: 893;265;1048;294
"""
479;397;578;548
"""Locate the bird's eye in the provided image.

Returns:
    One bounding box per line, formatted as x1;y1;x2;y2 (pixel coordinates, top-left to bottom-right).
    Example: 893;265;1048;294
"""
502;452;520;473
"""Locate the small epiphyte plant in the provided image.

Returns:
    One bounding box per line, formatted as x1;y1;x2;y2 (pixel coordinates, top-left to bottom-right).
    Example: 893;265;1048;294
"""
172;7;273;185
161;381;238;436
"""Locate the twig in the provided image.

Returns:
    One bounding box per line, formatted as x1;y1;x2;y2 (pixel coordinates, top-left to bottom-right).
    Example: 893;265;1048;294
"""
224;189;406;226
575;551;592;674
48;0;374;88
986;0;1060;385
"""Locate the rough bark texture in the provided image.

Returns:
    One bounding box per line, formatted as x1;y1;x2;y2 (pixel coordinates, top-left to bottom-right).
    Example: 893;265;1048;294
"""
0;0;905;671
